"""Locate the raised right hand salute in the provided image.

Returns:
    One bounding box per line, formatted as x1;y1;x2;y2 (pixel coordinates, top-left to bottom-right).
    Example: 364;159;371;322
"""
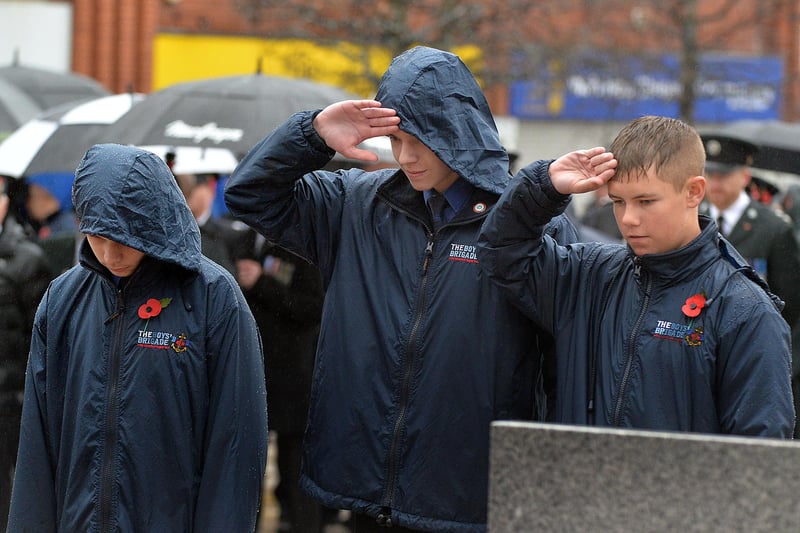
312;99;400;161
548;146;617;195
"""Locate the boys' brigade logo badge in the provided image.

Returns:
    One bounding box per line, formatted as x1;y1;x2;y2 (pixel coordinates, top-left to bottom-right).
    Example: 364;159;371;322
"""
171;333;190;353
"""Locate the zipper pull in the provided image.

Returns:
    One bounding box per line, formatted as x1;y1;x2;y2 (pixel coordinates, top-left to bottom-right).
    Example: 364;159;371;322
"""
421;239;434;275
376;508;393;527
105;289;126;324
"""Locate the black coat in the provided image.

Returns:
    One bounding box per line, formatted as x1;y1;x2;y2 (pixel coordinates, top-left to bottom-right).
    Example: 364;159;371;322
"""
0;215;51;414
701;199;800;327
235;229;323;436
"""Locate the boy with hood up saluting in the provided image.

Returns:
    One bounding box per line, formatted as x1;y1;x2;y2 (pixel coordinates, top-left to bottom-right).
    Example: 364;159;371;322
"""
8;144;268;532
225;46;577;532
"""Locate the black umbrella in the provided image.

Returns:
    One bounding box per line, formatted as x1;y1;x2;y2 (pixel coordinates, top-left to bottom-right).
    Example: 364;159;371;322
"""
0;77;41;137
0;62;111;136
0;63;110;114
104;74;358;158
706;120;800;175
0;93;144;179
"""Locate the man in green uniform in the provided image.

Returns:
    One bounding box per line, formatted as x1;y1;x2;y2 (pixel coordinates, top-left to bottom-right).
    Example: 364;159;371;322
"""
701;134;800;436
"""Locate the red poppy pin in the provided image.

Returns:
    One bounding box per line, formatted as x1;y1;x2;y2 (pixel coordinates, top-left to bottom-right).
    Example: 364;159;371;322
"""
681;292;706;318
681;291;708;346
138;297;172;331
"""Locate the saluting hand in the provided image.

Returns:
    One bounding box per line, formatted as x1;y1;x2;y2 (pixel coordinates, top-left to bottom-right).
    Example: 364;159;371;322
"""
313;100;401;161
549;147;618;195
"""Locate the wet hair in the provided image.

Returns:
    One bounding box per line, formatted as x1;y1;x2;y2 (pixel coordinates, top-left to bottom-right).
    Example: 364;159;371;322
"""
609;116;705;191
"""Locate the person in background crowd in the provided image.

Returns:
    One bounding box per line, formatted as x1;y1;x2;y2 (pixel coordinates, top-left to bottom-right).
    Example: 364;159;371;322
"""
700;134;800;437
780;183;800;247
174;172;238;275
23;173;81;276
780;184;800;431
0;176;51;532
747;175;781;207
477;115;794;438
579;182;623;241
225;46;578;532
8;144;268;531
24;173;78;239
232;229;326;532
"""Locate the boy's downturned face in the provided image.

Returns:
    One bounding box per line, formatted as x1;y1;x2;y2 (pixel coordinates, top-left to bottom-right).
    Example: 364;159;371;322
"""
389;129;459;193
86;234;146;277
608;169;704;256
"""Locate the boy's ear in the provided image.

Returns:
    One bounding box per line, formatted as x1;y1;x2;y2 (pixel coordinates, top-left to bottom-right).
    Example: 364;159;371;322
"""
686;175;706;208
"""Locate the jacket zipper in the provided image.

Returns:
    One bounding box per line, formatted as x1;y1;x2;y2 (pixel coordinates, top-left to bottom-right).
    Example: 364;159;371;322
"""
100;288;126;530
612;262;651;426
588;287;613;423
381;236;435;514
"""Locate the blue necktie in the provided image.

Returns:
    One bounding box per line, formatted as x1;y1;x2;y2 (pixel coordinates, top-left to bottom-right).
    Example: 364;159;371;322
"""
427;192;448;229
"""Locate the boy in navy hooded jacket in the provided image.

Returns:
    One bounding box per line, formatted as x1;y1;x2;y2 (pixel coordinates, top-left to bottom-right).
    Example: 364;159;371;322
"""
478;116;793;437
225;46;577;532
9;144;268;532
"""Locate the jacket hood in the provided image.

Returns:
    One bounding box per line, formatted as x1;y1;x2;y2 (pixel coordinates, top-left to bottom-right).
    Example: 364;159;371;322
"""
73;144;202;272
374;46;510;195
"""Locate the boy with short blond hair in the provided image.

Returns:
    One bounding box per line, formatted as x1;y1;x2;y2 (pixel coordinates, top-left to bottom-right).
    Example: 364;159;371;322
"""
477;115;794;436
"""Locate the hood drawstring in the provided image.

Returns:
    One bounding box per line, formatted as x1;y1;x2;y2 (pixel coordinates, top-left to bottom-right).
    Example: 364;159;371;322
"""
180;276;194;313
717;239;784;312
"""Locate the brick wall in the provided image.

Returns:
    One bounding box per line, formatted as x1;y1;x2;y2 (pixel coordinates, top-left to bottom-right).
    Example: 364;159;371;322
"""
72;0;159;93
68;0;800;118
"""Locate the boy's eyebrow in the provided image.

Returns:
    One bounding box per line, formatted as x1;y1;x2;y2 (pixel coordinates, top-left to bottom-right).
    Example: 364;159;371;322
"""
608;192;659;200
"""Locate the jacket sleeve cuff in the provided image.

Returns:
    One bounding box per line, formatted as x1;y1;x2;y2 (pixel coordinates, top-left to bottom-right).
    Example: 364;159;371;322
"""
518;160;572;214
302;110;336;158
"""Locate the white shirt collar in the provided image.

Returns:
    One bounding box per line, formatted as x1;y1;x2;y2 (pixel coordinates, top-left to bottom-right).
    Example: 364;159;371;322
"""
710;191;750;234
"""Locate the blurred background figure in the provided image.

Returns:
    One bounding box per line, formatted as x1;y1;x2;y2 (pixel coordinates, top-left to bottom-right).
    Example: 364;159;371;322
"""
23;173;80;276
579;182;623;242
701;134;800;437
780;183;800;438
780;184;800;245
24;173;77;239
232;229;326;533
173;171;238;275
748;175;781;207
0;175;51;531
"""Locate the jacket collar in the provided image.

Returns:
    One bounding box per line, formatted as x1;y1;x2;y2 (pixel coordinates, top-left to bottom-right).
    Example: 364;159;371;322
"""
376;170;499;226
80;239;193;291
633;215;719;286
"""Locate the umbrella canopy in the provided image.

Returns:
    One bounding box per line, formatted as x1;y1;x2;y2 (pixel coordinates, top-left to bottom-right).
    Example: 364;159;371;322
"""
103;74;358;158
0;92;145;179
0;63;110;115
0;78;41;136
138;145;240;175
704;120;800;175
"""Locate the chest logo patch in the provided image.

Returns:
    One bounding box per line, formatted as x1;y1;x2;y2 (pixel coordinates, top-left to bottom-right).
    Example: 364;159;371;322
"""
135;296;191;353
651;291;708;347
448;242;478;264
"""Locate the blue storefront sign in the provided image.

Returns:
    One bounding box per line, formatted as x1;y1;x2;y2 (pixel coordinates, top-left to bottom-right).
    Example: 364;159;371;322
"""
509;53;782;122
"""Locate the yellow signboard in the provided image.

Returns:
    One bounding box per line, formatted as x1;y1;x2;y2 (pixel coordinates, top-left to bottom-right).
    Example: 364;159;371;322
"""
153;34;392;95
152;34;484;96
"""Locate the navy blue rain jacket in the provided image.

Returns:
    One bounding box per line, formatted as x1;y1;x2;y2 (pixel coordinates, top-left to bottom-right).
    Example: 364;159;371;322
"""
225;47;577;532
8;144;268;532
477;161;794;436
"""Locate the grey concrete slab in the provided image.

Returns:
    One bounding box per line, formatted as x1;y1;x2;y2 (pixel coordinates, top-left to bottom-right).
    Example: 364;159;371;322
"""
488;422;800;532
